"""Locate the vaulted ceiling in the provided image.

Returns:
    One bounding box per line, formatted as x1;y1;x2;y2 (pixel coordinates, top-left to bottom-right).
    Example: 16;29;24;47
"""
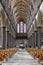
0;0;42;32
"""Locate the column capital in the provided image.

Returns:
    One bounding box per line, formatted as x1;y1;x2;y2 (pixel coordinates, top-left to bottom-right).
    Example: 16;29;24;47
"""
1;26;6;28
6;30;9;32
37;26;42;28
34;30;37;32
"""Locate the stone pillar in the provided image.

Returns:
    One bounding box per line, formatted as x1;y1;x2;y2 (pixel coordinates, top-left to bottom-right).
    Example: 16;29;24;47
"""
32;32;35;48
10;34;12;48
8;33;11;48
37;27;41;49
29;35;33;48
29;36;31;47
2;26;6;49
12;36;15;48
34;19;38;48
13;37;16;47
11;35;13;48
28;38;29;47
37;11;42;49
6;30;9;49
34;31;38;48
28;36;32;48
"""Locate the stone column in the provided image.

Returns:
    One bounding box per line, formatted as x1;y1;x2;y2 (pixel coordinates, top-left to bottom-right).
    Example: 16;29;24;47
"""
34;19;38;48
31;24;35;48
29;35;33;48
28;36;31;48
11;35;13;48
34;31;38;48
12;36;15;48
2;26;6;49
10;34;12;48
8;33;11;48
28;38;29;47
32;32;35;48
6;30;9;49
37;11;42;49
37;27;41;49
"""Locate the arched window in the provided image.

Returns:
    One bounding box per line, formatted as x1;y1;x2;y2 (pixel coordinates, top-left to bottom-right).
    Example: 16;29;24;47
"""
24;24;26;33
17;24;19;33
20;21;23;33
17;22;27;33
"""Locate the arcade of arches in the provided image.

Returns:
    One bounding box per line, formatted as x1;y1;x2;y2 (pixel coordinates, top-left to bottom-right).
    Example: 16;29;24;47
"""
0;0;43;65
0;0;43;49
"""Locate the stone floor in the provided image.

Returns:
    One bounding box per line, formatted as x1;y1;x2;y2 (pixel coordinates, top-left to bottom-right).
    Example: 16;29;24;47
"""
2;48;41;65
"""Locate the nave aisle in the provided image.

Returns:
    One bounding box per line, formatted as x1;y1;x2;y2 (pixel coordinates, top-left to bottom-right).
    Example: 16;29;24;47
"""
2;48;41;65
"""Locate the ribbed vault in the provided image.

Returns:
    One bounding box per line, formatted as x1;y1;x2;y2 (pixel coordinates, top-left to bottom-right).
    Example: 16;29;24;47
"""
9;0;31;23
0;0;42;32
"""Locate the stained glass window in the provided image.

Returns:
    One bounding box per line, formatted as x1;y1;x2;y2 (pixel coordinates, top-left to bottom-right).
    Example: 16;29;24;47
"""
20;22;23;33
24;24;26;33
17;24;19;33
17;22;26;33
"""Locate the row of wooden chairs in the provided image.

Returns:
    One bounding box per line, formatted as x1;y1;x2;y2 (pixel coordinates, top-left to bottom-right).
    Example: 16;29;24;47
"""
0;48;18;61
26;48;43;61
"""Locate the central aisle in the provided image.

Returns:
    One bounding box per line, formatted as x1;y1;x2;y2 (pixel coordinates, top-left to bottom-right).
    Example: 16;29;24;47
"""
3;48;41;65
